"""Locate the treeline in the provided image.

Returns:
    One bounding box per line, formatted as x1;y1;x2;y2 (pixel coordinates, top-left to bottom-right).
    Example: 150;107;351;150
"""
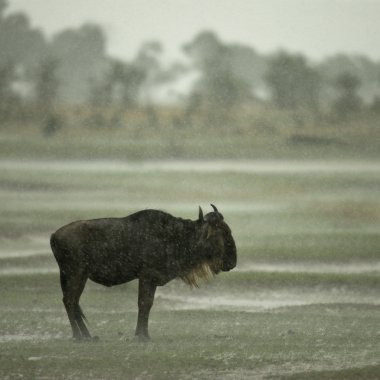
1;0;380;135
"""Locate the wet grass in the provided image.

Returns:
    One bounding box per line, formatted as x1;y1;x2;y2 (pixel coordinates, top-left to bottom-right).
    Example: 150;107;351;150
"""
0;160;379;378
0;273;380;380
276;364;380;380
1;163;379;242
2;112;380;161
240;232;380;262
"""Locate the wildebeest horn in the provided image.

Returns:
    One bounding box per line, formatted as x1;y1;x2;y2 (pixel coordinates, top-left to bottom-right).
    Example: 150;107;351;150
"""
198;206;204;221
209;204;224;221
210;204;218;213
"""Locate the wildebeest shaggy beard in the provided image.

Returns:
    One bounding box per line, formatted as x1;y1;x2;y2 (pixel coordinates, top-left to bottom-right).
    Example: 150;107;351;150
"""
50;204;237;341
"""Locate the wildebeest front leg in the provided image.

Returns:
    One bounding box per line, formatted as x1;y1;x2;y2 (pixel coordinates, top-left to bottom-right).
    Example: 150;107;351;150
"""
135;278;156;341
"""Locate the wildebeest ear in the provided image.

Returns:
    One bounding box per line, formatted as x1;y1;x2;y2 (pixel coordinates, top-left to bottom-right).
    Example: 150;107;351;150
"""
198;206;204;222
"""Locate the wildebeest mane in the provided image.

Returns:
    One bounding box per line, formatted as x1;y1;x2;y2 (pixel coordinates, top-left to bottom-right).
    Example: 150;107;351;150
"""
180;256;223;287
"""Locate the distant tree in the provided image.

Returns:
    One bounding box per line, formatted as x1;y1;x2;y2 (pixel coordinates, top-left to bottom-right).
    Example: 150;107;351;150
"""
0;0;47;125
88;76;112;109
265;51;321;112
332;72;362;120
50;23;108;102
87;59;145;128
318;54;380;104
107;60;145;108
184;31;265;92
0;2;46;71
0;61;19;121
34;57;62;135
183;31;222;71
133;41;164;127
0;0;7;16
200;66;251;114
183;31;252;124
35;58;59;106
0;61;14;97
87;79;111;128
369;96;380;115
227;43;267;98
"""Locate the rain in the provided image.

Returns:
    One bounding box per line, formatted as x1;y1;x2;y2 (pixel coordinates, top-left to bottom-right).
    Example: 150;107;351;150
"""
1;1;380;379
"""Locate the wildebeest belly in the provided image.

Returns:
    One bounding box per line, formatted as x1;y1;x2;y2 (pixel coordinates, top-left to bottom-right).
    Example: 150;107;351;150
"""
87;249;140;286
88;269;137;287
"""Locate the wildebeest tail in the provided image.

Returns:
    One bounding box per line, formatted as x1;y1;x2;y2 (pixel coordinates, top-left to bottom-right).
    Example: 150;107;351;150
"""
50;233;58;253
78;305;89;324
50;232;63;263
50;232;67;262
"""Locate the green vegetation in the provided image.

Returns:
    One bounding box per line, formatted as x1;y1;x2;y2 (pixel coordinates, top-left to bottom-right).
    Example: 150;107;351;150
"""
1;106;380;161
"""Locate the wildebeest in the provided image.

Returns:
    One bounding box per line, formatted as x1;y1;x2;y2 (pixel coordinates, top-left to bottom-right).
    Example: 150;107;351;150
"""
50;204;237;341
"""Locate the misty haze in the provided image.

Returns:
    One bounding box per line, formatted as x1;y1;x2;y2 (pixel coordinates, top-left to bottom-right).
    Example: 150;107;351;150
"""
1;0;380;379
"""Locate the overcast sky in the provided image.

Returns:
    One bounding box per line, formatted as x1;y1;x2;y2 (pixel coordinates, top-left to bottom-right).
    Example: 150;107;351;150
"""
8;0;380;62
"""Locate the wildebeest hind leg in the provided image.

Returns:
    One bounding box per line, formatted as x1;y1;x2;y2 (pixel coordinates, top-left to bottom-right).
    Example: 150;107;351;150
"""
60;269;91;340
135;278;156;341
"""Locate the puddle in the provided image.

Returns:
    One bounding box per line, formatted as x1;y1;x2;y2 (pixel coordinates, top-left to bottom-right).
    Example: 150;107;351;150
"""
0;249;50;259
0;267;57;276
0;333;64;343
0;236;50;258
157;293;308;311
237;262;380;274
1;159;380;174
157;290;380;312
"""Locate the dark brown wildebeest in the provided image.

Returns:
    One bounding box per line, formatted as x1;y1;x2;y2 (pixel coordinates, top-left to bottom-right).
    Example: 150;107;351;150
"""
50;204;236;341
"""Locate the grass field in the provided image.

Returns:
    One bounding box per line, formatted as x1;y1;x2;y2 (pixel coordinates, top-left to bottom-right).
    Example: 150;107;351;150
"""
1;157;380;379
1;108;380;161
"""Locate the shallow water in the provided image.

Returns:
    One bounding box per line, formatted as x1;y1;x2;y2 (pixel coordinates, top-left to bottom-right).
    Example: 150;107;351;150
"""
157;289;380;312
237;261;380;274
1;159;380;174
0;248;49;259
0;333;64;343
0;267;57;276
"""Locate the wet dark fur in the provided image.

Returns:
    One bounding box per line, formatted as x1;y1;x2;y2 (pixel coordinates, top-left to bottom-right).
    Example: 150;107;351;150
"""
50;206;236;341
